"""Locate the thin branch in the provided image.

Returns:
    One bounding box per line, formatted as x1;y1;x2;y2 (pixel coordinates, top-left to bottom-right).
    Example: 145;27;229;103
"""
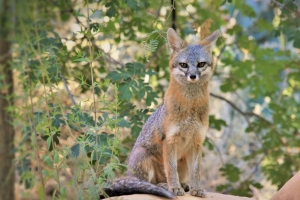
210;93;272;124
206;135;225;165
244;156;264;181
271;0;285;8
210;93;300;169
28;75;45;196
65;0;87;29
276;68;289;103
93;45;124;67
86;3;99;170
249;185;261;200
0;49;12;62
86;4;97;128
170;0;176;30
271;0;300;17
177;0;196;21
156;0;165;19
210;93;250;124
145;44;166;69
214;44;227;74
60;73;76;105
86;37;124;66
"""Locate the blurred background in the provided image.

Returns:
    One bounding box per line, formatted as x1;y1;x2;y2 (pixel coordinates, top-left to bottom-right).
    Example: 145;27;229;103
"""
0;0;299;199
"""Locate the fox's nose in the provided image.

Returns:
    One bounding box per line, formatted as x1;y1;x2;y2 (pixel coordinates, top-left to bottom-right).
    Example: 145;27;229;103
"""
190;75;197;80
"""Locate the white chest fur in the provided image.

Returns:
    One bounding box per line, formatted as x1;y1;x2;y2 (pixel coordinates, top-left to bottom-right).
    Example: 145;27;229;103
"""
166;118;208;156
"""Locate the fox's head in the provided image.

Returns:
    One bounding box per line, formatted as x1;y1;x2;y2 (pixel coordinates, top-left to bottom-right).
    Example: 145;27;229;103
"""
167;28;219;85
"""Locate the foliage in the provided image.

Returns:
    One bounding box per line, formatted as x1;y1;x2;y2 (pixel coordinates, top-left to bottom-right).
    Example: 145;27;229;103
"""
2;0;300;199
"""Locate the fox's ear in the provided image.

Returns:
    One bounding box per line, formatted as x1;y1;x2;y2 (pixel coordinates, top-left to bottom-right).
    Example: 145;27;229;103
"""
167;28;187;54
200;30;220;52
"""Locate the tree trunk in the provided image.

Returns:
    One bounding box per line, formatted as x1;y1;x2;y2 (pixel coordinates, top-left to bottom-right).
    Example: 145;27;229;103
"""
0;0;15;199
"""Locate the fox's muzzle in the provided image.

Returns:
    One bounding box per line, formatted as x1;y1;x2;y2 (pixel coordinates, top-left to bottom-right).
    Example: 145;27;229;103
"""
187;73;200;82
186;66;200;81
190;74;197;80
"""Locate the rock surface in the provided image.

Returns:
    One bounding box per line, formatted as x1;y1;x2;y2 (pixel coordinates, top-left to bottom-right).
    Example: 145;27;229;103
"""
270;171;300;200
105;192;255;200
104;171;300;200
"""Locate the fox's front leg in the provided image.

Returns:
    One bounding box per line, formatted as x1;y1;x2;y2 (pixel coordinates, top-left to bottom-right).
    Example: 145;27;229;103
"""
186;143;207;197
163;141;185;196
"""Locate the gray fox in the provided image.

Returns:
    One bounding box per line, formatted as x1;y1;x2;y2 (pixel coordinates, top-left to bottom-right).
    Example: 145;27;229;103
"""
101;28;220;199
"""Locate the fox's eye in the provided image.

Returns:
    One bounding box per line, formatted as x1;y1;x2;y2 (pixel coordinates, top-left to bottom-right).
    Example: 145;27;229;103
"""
179;63;188;68
197;62;206;68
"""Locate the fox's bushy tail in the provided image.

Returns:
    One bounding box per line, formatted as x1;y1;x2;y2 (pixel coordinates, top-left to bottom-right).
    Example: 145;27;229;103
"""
100;177;175;199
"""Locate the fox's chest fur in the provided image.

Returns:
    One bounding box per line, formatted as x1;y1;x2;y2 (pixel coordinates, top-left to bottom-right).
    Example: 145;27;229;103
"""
135;81;209;159
163;80;209;146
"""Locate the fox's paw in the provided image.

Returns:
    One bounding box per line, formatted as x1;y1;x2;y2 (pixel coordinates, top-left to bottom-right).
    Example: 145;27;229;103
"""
180;183;189;192
169;187;185;196
190;188;207;197
157;182;168;190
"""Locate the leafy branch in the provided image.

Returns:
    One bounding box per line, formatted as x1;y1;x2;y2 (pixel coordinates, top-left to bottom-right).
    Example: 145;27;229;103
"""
211;92;300;172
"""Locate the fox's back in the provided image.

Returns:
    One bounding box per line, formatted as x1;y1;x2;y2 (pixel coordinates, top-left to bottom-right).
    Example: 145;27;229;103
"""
133;105;166;149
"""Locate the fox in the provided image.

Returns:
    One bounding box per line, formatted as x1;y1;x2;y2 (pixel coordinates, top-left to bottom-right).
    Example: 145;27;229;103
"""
101;28;220;199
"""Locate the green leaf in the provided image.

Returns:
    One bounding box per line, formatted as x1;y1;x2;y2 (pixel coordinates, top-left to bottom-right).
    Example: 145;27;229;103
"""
72;57;89;63
106;5;117;17
46;137;52;151
70;144;80;157
54;152;59;163
38;184;45;200
60;187;66;196
125;0;138;9
42;154;53;167
145;40;159;53
52;114;64;128
106;70;130;82
220;164;241;182
293;33;300;48
209;115;227;130
119;81;133;101
203;138;214;150
117;118;131;128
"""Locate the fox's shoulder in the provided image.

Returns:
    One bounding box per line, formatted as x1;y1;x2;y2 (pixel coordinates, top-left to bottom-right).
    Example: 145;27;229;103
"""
134;104;166;143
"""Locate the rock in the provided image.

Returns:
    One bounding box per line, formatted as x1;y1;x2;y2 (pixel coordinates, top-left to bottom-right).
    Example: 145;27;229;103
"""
104;192;255;200
104;171;300;200
270;171;300;200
